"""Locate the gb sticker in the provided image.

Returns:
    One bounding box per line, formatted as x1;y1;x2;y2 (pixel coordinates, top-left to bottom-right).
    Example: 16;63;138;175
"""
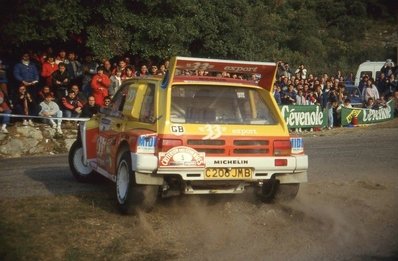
170;125;185;136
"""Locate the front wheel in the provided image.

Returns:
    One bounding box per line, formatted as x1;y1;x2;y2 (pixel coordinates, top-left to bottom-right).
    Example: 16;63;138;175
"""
116;151;158;214
68;140;95;182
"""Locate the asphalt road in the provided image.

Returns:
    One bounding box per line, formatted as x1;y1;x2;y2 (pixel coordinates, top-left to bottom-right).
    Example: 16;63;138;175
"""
0;123;397;260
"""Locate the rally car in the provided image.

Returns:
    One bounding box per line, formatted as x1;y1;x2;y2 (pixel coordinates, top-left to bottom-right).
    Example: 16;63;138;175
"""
69;56;308;214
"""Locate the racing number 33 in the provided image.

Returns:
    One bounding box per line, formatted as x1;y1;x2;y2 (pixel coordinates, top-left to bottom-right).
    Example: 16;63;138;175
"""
205;168;253;179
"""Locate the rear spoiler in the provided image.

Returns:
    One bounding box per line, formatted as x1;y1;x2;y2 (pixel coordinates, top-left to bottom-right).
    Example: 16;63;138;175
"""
165;56;277;92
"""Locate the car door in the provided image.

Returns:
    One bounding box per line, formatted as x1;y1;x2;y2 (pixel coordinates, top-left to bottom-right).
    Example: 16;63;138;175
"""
96;83;137;174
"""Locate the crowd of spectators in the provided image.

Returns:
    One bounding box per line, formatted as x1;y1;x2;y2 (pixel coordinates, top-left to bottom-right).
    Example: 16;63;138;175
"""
0;48;398;134
0;49;169;134
273;60;398;128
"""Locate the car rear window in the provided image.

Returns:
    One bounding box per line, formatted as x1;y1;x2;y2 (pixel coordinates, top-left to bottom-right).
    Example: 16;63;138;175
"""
170;85;277;125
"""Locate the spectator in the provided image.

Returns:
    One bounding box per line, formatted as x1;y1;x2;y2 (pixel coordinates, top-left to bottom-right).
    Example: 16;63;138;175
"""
326;88;338;129
91;66;110;106
81;95;100;118
295;89;307;105
0;58;9;95
157;64;167;75
13;85;36;126
150;65;158;75
393;90;398;117
380;59;395;78
41;55;58;87
136;65;148;76
361;78;379;103
109;69;122;97
0;88;11;133
295;64;307;80
62;89;83;118
112;59;128;78
37;85;54;103
273;84;282;105
71;84;87;105
376;73;387;95
336;98;352;126
281;84;296;105
81;55;99;96
66;51;82;85
102;59;113;77
365;97;378;110
13;52;40;99
124;66;135;80
38;93;63;134
55;49;67;65
102;96;111;109
51;62;70;102
358;75;369;93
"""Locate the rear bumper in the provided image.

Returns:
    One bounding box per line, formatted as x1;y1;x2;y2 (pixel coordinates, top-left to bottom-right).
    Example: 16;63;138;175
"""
132;153;308;184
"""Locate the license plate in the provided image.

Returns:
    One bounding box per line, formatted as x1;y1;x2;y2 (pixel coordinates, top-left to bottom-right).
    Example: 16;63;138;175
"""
205;168;253;179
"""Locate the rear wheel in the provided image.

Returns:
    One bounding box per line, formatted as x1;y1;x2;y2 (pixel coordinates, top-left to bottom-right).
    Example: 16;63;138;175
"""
274;183;300;202
116;151;158;214
68;140;95;182
257;178;299;203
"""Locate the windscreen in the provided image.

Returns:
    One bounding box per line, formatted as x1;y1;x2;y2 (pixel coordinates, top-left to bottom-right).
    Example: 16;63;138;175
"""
170;85;277;125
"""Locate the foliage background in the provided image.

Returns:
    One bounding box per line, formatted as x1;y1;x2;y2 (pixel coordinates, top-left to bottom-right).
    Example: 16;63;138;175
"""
0;0;397;75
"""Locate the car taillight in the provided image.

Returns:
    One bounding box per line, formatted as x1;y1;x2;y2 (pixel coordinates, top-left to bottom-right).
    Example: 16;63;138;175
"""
273;140;291;156
157;138;182;152
274;159;288;166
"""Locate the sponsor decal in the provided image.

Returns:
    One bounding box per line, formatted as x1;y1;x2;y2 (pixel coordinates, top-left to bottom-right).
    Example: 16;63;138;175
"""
198;124;225;139
362;106;392;122
159;146;205;167
224;66;258;73
170;125;185;136
137;135;157;154
290;137;304;154
340;100;395;126
213;160;249;165
232;129;257;135
281;105;324;127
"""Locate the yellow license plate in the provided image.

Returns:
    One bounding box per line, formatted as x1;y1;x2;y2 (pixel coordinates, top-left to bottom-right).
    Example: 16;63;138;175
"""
204;168;253;179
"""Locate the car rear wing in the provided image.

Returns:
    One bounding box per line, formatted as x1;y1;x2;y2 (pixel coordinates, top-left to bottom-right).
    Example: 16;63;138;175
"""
165;56;277;92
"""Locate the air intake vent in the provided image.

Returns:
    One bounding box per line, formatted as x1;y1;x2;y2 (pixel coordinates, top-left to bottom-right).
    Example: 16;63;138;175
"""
188;140;225;145
234;140;269;146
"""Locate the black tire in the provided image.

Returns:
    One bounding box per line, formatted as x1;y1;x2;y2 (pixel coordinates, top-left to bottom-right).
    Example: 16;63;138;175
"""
68;140;95;182
257;178;279;203
257;178;300;203
116;151;158;214
274;183;299;202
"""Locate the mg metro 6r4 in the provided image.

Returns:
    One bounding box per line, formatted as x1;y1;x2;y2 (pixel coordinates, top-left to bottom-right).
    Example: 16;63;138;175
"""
69;56;308;214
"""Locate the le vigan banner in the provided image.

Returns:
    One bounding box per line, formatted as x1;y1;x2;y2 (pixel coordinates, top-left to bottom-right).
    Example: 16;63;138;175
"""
340;99;395;126
279;105;327;128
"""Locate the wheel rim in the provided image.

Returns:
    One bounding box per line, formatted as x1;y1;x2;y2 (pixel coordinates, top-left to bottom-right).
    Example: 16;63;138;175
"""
73;147;92;175
117;160;129;203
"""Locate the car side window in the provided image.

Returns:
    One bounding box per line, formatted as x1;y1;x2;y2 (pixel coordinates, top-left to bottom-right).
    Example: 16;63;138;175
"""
139;84;155;123
109;84;136;117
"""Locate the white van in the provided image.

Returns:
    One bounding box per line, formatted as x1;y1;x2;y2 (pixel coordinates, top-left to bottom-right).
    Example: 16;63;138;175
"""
354;61;384;86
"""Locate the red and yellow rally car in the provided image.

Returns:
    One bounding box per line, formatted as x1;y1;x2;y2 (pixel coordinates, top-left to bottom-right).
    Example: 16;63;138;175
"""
69;56;308;213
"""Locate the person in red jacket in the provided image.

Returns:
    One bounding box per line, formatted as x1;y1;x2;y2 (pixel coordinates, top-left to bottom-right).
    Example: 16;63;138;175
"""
91;66;110;106
91;66;111;107
41;56;58;87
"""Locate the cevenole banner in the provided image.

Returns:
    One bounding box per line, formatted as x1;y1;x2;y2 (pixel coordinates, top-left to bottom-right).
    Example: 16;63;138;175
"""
279;105;327;128
341;99;395;126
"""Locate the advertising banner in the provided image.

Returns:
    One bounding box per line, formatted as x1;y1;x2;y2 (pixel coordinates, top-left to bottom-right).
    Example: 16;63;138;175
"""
341;99;395;126
279;105;327;128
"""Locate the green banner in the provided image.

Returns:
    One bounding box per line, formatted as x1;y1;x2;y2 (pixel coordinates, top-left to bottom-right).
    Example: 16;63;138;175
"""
341;99;395;126
279;105;327;128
